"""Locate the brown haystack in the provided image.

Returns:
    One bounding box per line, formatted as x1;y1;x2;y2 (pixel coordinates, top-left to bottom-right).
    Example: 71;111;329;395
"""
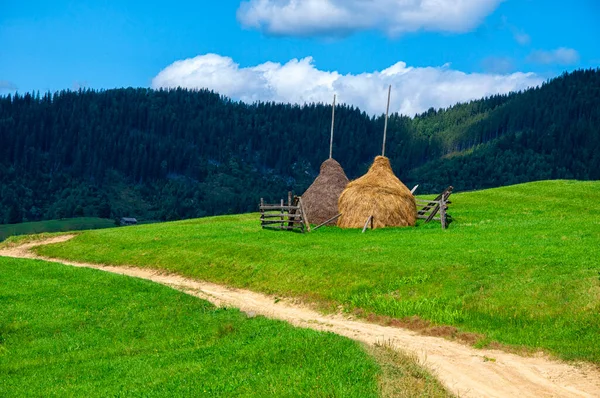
337;156;416;229
301;158;349;225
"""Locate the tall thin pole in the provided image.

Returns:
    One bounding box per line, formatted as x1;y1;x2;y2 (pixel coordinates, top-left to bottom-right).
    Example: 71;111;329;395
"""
382;85;391;157
329;94;336;159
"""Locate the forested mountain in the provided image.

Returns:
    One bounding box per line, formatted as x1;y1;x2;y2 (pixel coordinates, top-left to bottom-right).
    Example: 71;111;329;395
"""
1;69;598;224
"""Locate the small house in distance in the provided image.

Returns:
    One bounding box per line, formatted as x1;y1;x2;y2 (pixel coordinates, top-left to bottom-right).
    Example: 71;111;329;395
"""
120;217;138;226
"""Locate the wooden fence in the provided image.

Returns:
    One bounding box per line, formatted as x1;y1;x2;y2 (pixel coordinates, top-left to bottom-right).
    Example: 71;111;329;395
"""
259;192;310;233
415;186;453;229
259;187;454;233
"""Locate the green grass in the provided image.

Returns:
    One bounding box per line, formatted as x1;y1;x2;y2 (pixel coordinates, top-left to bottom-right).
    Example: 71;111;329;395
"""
0;217;115;242
0;257;391;397
36;180;600;363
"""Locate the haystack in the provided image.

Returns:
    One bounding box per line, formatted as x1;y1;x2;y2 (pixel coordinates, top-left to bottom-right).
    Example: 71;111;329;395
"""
301;158;349;225
338;156;416;229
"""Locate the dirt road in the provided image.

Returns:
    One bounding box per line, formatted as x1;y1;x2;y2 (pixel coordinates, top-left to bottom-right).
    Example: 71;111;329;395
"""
2;236;599;397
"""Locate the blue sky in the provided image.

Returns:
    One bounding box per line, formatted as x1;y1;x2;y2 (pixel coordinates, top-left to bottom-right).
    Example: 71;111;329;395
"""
1;0;598;115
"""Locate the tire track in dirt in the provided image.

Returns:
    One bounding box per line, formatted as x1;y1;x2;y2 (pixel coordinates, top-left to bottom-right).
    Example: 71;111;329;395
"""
2;235;599;398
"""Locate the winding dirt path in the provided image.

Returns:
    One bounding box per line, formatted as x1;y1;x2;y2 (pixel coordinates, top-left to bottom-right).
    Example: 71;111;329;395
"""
2;236;599;397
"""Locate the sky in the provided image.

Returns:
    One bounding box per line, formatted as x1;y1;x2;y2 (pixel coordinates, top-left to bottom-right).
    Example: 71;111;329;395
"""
1;0;599;116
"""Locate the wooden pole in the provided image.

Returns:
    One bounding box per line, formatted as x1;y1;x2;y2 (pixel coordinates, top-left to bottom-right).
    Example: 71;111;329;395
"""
298;197;311;233
260;198;264;228
312;213;342;231
382;85;391;157
362;215;374;233
329;94;336;159
440;197;447;230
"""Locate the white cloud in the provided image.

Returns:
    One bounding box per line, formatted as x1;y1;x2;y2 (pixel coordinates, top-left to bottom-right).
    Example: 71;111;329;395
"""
527;48;580;65
237;0;504;37
152;54;542;116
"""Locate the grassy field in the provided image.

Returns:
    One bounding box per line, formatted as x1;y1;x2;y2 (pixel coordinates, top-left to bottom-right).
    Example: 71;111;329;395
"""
0;257;450;397
0;217;115;242
34;180;600;363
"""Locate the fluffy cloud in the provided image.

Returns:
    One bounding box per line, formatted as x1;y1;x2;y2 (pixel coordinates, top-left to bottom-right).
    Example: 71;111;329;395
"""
237;0;503;37
527;48;580;65
152;54;542;116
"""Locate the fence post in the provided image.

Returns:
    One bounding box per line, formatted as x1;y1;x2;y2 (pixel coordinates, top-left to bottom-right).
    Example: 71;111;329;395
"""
298;197;311;233
260;198;264;228
362;215;373;233
440;198;447;230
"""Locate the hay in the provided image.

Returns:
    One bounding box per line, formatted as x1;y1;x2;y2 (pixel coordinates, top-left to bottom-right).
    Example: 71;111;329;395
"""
337;156;416;229
301;158;349;225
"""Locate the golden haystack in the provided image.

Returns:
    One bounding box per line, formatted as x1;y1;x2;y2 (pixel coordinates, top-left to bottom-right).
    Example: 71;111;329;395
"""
302;158;349;225
337;156;416;229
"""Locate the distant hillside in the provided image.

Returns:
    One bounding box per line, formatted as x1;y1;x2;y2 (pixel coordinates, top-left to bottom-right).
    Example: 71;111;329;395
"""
404;69;600;191
0;69;598;223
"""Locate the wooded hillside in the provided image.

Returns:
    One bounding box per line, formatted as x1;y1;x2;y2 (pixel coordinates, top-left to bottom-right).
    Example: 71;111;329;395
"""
1;69;598;223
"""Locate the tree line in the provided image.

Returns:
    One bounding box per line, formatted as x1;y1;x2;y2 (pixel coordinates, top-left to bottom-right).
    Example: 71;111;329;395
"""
0;68;598;224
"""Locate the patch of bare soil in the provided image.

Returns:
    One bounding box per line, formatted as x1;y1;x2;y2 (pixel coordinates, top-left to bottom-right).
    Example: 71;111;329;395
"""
2;236;599;398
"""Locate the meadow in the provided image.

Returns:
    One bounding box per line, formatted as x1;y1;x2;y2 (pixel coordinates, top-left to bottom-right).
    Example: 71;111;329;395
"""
0;257;450;397
32;180;600;363
0;217;114;242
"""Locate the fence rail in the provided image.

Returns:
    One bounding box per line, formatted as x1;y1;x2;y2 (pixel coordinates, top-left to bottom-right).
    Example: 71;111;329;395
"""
415;186;453;229
259;193;310;233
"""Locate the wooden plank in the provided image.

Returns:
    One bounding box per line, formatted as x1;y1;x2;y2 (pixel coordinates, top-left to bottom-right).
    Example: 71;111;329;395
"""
259;205;301;211
415;186;453;226
261;214;303;219
261;217;304;223
293;196;303;233
425;201;440;223
288;191;297;228
298;197;311;232
362;215;373;233
261;219;305;224
440;196;447;230
261;213;303;219
312;213;342;231
259;198;265;228
262;223;303;228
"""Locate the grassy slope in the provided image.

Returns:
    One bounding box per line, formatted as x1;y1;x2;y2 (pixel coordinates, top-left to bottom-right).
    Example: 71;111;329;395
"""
2;257;402;397
37;181;600;362
0;217;115;242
